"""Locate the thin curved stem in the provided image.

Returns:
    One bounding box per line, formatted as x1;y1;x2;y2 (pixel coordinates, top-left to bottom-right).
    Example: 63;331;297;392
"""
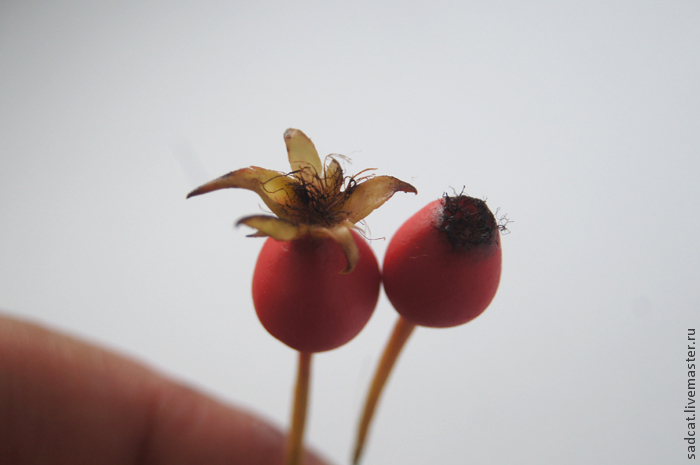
352;316;416;464
286;351;313;465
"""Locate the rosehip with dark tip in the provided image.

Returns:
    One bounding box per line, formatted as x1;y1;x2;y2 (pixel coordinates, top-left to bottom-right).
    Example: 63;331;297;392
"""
382;193;502;328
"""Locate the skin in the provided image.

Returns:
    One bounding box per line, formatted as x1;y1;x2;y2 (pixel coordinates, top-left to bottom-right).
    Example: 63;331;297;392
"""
0;311;332;465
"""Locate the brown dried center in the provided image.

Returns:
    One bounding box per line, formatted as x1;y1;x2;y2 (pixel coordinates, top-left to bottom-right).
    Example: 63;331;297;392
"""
275;168;358;227
437;193;498;250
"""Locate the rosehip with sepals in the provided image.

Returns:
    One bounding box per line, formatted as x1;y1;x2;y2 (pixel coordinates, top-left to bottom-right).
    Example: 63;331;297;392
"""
187;128;416;465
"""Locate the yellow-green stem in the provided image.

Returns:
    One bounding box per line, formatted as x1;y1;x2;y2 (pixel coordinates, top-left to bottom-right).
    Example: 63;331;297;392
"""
286;351;313;465
352;316;416;464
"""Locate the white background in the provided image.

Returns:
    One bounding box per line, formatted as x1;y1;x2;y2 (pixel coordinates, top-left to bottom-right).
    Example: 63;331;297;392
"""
1;1;698;464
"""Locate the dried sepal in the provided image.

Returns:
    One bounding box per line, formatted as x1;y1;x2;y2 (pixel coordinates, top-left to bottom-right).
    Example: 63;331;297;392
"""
341;176;418;223
237;215;309;241
323;157;344;198
187;167;299;221
284;128;323;185
188;129;417;273
239;215;361;273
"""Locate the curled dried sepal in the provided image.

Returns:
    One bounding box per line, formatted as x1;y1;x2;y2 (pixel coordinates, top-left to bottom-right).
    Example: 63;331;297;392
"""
237;216;360;273
341;176;417;223
237;215;310;241
188;128;417;273
187;167;296;220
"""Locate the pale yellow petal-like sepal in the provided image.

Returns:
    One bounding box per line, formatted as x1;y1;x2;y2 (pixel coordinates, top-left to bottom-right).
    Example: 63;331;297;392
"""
237;215;310;241
284;128;323;184
341;176;417;223
187;167;300;220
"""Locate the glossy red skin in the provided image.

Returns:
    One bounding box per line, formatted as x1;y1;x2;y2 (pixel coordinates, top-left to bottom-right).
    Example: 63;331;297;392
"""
382;199;502;328
252;231;380;353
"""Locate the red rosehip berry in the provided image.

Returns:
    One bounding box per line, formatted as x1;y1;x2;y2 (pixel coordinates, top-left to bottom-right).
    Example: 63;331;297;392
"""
252;231;381;353
353;193;504;464
187;128;415;348
382;193;502;328
187;128;415;465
